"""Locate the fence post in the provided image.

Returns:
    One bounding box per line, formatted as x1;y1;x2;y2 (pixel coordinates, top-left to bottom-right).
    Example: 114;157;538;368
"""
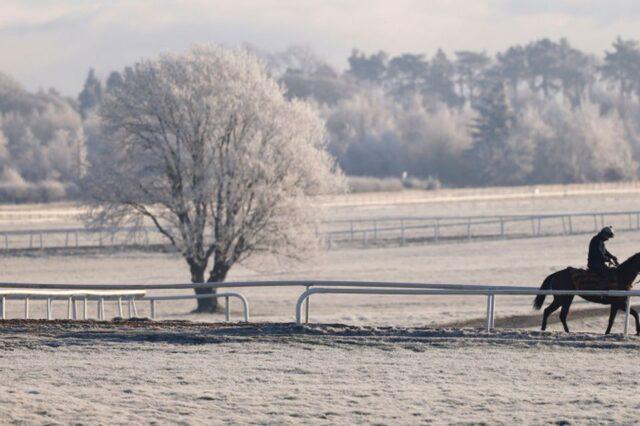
485;294;492;332
490;295;496;329
150;300;156;320
24;297;29;319
531;218;536;236
624;296;631;336
46;298;51;320
0;297;4;320
537;217;542;236
305;285;310;324
568;216;573;234
83;297;88;320
225;296;230;322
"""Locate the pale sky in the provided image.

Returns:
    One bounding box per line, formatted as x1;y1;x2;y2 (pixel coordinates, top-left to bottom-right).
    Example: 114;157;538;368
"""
3;0;640;96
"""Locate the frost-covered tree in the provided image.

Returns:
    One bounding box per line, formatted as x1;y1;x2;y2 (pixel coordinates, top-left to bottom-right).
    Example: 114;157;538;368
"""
85;45;343;312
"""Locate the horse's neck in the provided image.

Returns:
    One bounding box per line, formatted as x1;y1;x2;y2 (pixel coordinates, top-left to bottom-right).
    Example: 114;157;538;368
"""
619;258;640;287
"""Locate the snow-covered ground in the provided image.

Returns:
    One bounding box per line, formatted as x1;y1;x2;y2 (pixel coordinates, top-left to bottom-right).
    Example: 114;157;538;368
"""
2;321;640;424
2;188;640;423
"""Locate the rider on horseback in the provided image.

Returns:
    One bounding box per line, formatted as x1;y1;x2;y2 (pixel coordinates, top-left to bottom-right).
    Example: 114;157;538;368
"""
588;226;618;282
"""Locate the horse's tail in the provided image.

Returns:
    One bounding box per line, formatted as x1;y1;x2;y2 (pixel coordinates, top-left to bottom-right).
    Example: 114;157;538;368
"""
533;274;554;310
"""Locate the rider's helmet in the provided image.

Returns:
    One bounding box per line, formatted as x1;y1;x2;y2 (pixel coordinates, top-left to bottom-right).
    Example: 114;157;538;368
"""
600;226;614;239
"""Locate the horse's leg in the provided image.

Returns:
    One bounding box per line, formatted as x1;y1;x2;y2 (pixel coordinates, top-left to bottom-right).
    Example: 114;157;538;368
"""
605;304;618;335
629;307;640;336
559;296;574;333
541;297;562;331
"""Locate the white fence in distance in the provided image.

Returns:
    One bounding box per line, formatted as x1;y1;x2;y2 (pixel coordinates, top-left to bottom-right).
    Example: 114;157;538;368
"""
2;210;640;251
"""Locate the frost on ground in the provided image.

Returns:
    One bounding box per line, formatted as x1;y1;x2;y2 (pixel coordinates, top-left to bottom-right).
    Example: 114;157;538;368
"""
3;190;640;423
1;320;639;424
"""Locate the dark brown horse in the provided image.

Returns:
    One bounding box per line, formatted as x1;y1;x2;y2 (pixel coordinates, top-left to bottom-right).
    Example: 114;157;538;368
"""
533;252;640;334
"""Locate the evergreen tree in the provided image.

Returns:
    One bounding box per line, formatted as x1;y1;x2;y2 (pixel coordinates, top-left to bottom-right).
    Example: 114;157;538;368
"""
601;37;640;98
105;71;124;93
78;69;102;118
467;82;532;184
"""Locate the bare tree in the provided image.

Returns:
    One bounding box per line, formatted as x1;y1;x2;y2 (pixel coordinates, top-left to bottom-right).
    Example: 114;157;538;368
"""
85;45;343;312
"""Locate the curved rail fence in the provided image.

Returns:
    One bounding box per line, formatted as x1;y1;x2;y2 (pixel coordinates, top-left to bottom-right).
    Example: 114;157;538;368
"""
0;280;639;335
2;210;640;251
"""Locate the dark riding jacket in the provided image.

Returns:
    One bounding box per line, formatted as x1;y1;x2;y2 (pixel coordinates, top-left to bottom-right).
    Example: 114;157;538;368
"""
587;234;616;274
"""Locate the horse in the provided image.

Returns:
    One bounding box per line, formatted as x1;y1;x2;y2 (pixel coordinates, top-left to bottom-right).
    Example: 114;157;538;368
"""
533;252;640;334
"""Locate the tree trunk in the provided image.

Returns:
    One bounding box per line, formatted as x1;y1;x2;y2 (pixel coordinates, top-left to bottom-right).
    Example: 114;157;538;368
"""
202;260;231;313
189;260;218;313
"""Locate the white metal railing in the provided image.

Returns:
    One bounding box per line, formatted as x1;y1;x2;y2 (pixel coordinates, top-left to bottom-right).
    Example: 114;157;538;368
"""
0;290;146;320
294;286;640;335
2;280;639;335
322;210;640;248
143;292;249;322
4;209;640;251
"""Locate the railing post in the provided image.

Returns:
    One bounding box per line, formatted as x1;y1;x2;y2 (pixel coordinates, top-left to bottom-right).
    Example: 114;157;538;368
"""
225;296;230;322
117;297;123;317
25;297;29;319
568;216;573;234
624;296;631;336
305;285;310;324
0;296;4;320
150;300;156;320
373;220;378;242
46;298;52;320
485;294;492;332
490;295;496;329
83;297;88;319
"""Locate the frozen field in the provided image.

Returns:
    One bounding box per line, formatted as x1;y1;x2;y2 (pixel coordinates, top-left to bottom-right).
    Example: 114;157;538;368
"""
2;321;640;424
2;186;640;423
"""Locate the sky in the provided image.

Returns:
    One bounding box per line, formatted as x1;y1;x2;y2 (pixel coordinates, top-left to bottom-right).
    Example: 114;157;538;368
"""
3;0;640;96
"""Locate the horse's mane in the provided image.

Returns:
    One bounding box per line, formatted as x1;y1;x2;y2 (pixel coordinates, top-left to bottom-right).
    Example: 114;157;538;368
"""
620;252;640;268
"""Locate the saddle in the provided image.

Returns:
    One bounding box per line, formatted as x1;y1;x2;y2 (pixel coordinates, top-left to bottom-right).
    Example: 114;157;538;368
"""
568;267;625;291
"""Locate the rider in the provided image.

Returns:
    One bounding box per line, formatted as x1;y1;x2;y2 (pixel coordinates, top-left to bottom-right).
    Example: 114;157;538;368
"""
587;226;619;282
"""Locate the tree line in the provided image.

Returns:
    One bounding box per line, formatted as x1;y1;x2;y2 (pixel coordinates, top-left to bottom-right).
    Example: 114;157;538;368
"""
1;37;640;202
